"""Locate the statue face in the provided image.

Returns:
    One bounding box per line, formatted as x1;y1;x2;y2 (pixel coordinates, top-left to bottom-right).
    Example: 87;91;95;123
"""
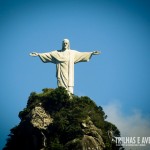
63;41;69;50
62;39;70;50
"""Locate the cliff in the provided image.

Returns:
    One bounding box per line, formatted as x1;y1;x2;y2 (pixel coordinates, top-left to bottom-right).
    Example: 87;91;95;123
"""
3;87;123;150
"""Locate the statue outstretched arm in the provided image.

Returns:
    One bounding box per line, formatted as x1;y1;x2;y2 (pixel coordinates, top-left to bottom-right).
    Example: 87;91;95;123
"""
30;51;60;64
30;52;39;56
74;50;101;63
92;51;101;55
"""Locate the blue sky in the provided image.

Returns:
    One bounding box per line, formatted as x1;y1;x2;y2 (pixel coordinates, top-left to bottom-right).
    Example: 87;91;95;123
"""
0;0;150;149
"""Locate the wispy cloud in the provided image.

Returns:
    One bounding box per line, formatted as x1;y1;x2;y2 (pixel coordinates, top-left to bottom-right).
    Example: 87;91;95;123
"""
103;102;150;150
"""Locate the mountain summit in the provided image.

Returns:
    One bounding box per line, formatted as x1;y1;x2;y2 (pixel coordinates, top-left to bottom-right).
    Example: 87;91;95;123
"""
3;87;123;150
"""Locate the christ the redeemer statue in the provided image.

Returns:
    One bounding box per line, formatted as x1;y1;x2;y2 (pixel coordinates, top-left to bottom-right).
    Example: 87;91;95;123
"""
30;39;100;94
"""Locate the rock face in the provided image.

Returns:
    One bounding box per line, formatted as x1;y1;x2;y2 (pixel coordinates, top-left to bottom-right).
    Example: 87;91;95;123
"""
30;105;53;130
3;87;122;150
81;117;105;150
65;117;105;150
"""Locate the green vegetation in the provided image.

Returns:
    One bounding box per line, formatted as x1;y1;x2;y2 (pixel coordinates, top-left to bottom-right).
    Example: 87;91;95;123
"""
3;87;123;150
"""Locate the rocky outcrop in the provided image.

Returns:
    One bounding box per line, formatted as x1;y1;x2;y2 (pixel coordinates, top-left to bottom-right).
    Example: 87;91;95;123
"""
3;87;122;150
30;105;53;130
81;117;105;150
65;117;105;150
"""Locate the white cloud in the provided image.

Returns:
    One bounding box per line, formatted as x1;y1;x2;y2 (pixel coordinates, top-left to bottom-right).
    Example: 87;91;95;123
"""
103;102;150;150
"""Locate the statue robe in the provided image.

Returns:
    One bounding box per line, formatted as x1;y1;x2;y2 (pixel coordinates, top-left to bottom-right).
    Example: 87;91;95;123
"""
38;49;93;93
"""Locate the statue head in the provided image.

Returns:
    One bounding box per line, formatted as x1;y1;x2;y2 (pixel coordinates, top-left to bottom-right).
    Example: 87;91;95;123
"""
62;39;70;50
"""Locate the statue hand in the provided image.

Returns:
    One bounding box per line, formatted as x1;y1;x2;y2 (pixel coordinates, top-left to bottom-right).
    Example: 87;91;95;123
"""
92;51;101;55
30;52;39;56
